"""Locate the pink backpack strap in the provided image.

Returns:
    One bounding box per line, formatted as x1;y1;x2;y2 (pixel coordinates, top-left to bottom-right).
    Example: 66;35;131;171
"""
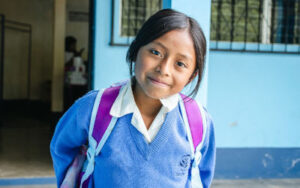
180;94;204;151
92;85;122;144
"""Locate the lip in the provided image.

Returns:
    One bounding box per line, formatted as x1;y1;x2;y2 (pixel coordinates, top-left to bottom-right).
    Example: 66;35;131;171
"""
148;77;170;87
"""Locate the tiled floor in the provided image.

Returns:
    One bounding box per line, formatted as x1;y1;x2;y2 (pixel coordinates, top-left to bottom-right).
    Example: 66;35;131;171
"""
0;102;55;178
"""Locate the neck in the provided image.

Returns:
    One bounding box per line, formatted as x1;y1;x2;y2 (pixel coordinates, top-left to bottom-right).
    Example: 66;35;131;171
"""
133;82;162;120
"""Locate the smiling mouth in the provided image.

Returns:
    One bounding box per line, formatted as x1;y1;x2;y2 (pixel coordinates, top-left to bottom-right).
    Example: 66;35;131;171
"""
148;77;169;88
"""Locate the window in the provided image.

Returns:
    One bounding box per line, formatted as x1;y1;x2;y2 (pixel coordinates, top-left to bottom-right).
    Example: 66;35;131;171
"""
210;0;300;53
271;0;300;44
111;0;162;45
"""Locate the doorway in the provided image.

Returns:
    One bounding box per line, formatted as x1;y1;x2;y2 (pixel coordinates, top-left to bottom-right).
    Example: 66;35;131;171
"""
0;0;94;181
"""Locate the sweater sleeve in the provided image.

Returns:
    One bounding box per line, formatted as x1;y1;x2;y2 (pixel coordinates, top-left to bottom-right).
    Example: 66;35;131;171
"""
50;91;97;187
199;110;216;188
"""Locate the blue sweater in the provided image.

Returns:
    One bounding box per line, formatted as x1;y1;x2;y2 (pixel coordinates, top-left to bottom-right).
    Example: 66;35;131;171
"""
50;90;216;188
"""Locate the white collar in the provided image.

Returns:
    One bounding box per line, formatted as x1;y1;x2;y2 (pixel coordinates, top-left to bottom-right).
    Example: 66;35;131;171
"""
110;80;179;118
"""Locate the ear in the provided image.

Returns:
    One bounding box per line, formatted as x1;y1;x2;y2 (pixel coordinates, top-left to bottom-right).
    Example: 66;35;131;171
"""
187;71;198;85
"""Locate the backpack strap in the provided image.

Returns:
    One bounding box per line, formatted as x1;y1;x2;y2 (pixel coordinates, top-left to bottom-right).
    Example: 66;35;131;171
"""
80;85;122;188
179;94;204;151
92;85;122;143
179;94;207;188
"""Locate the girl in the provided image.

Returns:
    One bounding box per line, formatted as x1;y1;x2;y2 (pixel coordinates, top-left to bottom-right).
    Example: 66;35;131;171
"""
51;9;215;188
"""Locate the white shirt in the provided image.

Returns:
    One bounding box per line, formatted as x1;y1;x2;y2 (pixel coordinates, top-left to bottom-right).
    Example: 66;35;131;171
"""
69;57;87;85
65;51;74;63
110;81;179;143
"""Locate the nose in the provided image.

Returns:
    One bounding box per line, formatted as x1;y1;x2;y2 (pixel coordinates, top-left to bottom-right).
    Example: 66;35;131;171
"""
156;58;172;76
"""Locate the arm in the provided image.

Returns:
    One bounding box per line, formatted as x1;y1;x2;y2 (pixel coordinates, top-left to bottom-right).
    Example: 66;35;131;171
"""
199;111;216;188
50;91;97;187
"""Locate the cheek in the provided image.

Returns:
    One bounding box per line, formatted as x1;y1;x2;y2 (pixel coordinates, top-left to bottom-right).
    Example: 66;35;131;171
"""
134;61;143;76
175;72;195;88
135;58;151;75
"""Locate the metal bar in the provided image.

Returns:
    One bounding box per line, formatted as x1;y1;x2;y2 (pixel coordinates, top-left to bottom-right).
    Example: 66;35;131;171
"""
283;0;287;45
283;0;289;52
298;0;300;44
244;0;249;50
5;23;30;31
135;0;138;35
126;0;130;43
216;0;223;49
211;48;300;54
0;15;4;100
110;0;115;45
287;0;296;44
258;0;263;51
5;26;30;33
298;0;300;53
27;26;32;100
143;0;146;23
5;19;31;27
230;0;236;49
88;0;96;89
270;0;276;51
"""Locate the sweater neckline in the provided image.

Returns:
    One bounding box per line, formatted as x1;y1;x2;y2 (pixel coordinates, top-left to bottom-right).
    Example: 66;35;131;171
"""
128;107;178;160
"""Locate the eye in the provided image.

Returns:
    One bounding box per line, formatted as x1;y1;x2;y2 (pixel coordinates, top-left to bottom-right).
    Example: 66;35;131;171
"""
150;49;161;57
176;61;187;68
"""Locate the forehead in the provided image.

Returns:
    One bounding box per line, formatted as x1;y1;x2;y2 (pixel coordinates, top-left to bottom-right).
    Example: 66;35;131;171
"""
151;29;196;60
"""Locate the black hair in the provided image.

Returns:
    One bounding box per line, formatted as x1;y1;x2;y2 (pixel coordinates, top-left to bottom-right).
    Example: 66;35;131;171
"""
65;36;77;51
126;9;207;98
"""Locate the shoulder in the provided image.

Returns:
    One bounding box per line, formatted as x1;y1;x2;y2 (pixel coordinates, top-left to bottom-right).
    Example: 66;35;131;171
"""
201;106;214;127
195;103;214;138
199;106;215;150
73;81;128;113
70;90;100;123
75;90;99;108
187;97;213;127
180;96;213;123
187;99;214;144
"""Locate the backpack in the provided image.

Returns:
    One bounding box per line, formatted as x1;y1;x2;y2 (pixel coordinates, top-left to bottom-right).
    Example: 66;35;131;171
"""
61;84;207;188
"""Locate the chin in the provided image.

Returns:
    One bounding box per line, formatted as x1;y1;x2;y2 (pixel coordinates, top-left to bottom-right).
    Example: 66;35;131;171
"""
144;89;169;100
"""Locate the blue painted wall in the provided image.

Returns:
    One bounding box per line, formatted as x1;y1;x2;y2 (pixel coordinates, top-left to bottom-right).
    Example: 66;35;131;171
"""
215;148;300;179
93;1;130;90
208;51;300;147
208;51;300;178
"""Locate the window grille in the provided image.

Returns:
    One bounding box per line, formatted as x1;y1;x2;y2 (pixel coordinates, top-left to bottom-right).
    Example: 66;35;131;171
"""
111;0;162;46
210;0;300;53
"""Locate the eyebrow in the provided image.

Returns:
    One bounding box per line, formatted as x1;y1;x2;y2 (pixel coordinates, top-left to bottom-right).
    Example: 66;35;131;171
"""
151;41;193;62
177;54;193;62
152;41;167;51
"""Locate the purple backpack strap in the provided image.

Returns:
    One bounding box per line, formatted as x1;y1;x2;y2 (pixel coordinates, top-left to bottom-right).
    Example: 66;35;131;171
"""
79;85;122;188
92;85;122;144
180;94;204;151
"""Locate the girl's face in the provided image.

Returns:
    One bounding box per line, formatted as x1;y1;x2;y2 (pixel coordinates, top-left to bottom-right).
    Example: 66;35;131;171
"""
134;29;197;100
